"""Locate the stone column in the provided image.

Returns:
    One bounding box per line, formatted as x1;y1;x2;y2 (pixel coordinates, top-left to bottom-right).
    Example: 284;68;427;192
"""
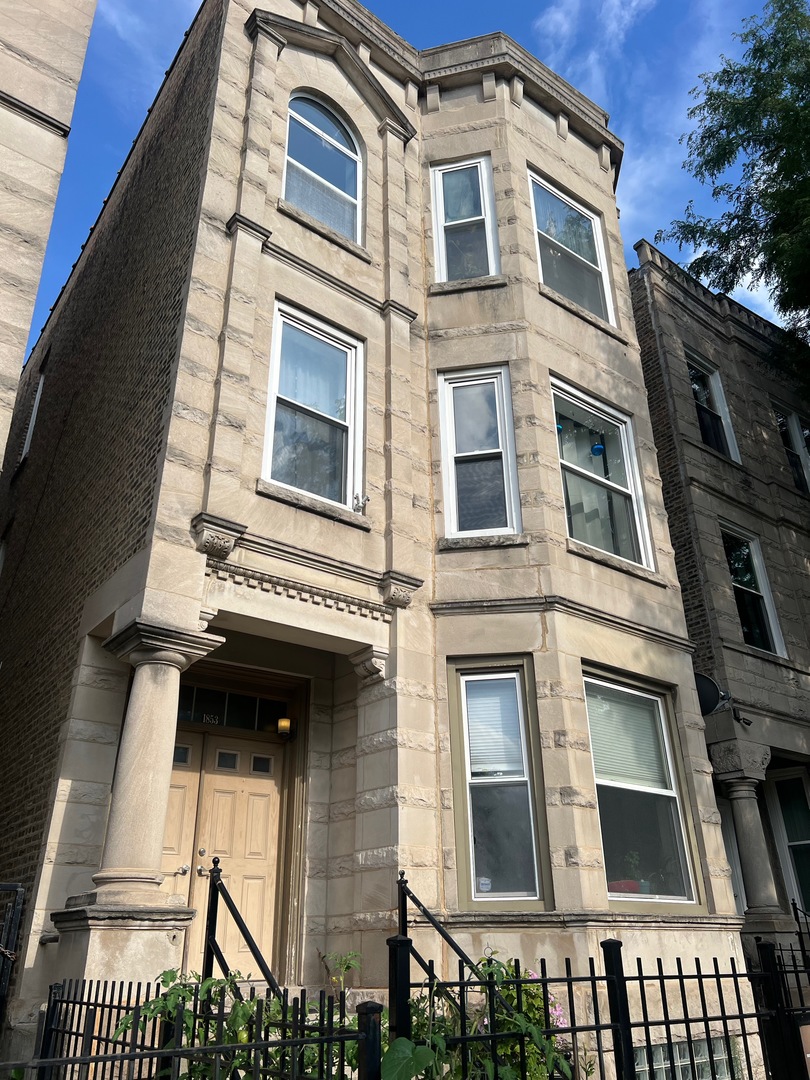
710;740;782;930
91;621;225;904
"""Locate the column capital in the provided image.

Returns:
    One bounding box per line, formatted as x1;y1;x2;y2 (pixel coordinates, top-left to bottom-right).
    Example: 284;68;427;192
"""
709;739;771;782
103;620;225;672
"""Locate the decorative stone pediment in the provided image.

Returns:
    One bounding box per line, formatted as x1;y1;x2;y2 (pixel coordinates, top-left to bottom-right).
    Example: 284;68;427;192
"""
246;11;416;143
191;513;247;561
709;739;771;782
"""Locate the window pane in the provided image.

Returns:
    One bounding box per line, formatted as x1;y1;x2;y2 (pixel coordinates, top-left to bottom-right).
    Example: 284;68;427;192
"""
465;676;523;776
290;98;354;150
272;401;346;503
226;693;257;730
288;116;357;194
732;586;774;651
442;166;483;222
453;381;500;453
562;469;640;562
791;846;810;910
538;237;606;319
532;183;598;264
456;456;507;531
445;221;490;280
178;683;194;724
586;684;669;789
598;784;691;899
470;782;537;896
556;396;627;486
688;364;713;408
776;778;810;843
193;687;226;727
285;161;356;238
278;322;347;421
722;533;758;590
695;401;729;455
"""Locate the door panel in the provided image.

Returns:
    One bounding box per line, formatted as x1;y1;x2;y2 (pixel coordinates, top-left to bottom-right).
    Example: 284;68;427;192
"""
160;733;204;905
184;734;283;974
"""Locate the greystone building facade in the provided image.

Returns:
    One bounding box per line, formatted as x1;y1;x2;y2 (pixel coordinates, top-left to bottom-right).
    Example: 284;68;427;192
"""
630;240;810;956
0;0;744;1056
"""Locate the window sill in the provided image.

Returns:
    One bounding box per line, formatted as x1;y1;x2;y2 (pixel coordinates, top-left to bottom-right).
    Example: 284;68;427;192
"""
720;638;792;667
429;275;508;296
566;537;668;587
682;435;743;470
276;199;372;263
255;479;372;531
537;282;629;344
438;533;529;552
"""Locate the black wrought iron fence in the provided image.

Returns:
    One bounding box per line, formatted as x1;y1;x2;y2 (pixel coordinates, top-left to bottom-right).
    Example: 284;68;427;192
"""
0;882;24;1027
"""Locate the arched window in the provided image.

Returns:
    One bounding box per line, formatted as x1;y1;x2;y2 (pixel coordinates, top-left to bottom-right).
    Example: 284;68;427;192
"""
284;96;361;242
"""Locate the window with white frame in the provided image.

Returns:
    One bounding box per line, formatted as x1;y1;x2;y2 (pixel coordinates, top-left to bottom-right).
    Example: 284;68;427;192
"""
585;678;694;901
460;669;540;900
439;367;521;536
773;404;810;494
529;174;612;322
20;373;44;462
634;1038;734;1080
720;528;784;655
431;157;499;282
686;354;739;460
553;382;649;566
263;306;363;507
284;96;361;242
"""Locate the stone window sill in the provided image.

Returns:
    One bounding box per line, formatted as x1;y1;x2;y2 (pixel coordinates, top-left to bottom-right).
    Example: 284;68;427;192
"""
256;479;372;531
438;533;529;552
538;281;629;345
276;199;372;263
566;536;668;587
429;275;508;296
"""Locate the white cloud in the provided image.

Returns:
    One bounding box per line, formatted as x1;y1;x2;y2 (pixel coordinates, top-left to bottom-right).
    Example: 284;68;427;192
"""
533;0;583;71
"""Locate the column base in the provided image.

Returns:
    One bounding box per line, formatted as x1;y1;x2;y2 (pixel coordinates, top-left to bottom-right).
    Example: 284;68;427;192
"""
89;867;168;906
50;904;196;986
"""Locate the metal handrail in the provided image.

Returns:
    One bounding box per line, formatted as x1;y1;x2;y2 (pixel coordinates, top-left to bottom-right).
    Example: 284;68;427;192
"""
202;857;282;998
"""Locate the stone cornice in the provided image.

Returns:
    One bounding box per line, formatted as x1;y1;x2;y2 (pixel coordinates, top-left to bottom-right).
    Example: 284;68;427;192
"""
226;213;272;243
247;12;416;142
430;594;693;652
0;88;70;138
103;621;226;670
262;241;382;312
205;560;393;622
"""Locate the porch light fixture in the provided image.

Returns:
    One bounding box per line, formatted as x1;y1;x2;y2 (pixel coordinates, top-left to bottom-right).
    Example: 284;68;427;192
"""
277;716;294;739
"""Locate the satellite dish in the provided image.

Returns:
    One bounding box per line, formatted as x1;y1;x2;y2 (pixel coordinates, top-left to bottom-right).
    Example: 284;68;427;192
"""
694;673;727;716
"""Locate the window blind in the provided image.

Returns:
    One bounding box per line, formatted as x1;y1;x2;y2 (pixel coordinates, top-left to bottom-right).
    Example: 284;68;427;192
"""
464;676;524;777
586;683;669;789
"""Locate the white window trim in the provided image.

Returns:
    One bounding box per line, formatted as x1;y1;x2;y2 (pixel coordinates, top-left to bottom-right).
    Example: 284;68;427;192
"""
719;523;786;657
772;401;810;491
283;94;362;244
551;378;653;568
764;768;810;909
460;669;541;902
20;373;44;462
263;304;364;511
528;171;614;324
430;156;500;282
685;351;740;462
438;365;521;537
584;676;697;904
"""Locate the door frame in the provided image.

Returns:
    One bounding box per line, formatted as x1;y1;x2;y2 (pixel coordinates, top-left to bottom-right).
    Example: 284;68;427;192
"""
175;660;311;985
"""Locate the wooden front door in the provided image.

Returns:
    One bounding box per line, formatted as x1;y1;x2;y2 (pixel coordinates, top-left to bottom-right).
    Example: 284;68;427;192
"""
161;733;284;974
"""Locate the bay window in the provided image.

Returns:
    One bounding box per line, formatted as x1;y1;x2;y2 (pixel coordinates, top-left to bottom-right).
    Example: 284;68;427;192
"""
431;157;499;282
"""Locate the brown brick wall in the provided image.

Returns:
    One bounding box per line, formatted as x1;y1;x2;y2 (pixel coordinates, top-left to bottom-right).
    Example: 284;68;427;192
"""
0;0;225;901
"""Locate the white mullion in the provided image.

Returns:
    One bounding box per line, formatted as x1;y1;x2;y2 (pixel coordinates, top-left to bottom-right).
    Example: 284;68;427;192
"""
561;460;633;499
287;157;358;206
292;112;356;159
537;228;601;273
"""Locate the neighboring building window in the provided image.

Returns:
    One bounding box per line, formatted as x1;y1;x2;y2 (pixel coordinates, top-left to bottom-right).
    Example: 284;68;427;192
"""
553;382;649;566
530;174;612;322
431;157;499;281
773;404;810;493
686;355;738;460
439;367;521;536
635;1038;734;1080
585;678;694;902
284;96;361;242
20;373;44;462
460;669;540;900
264;306;362;507
720;528;784;654
766;773;810;910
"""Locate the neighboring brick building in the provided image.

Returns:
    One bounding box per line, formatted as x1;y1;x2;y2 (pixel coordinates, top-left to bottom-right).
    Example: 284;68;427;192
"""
0;0;98;457
630;240;810;953
0;0;741;1055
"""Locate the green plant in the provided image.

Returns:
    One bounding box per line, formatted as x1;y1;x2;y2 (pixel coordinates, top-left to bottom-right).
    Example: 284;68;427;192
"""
322;949;363;993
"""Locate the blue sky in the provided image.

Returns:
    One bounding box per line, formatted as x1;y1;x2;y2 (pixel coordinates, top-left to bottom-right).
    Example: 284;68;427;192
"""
28;0;775;353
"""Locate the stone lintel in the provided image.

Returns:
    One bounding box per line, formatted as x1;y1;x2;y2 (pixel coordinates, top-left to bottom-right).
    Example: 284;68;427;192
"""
710;739;771;782
191;511;248;559
103;620;225;671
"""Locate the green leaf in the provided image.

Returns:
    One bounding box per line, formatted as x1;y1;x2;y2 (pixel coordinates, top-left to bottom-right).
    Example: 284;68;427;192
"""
381;1038;436;1080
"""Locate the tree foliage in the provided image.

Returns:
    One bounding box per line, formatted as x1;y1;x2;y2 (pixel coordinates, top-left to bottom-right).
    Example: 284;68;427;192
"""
658;0;810;380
